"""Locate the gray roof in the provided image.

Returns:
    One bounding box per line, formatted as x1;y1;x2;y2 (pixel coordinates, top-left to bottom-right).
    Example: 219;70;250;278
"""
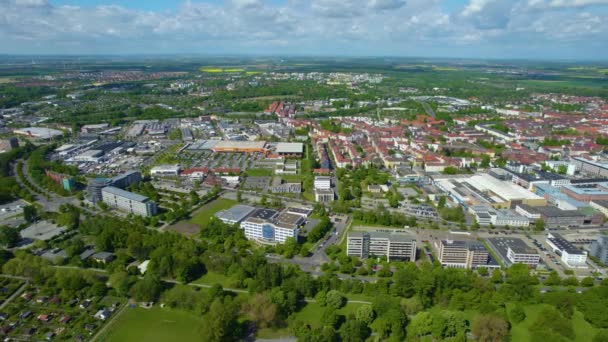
276;142;304;154
349;231;415;243
102;186;149;202
215;205;256;223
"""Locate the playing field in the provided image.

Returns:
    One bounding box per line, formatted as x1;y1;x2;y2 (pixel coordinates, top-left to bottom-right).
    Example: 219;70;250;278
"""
97;307;202;342
189;198;237;227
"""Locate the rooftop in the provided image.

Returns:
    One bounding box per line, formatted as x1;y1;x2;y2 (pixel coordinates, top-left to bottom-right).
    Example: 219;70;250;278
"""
214;204;256;223
101;186;150;203
276;142;304;154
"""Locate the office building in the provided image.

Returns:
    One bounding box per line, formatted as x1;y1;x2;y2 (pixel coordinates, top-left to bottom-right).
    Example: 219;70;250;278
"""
589;235;608;264
240;210;303;244
314;176;331;190
315;188;334;202
346;231;416;262
438;240;496;269
546;233;587;268
150;164;181;177
111;170;142;189
88;178;113;203
101;186;157;217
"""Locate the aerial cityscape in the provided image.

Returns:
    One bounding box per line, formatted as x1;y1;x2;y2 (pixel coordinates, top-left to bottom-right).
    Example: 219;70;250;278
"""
1;0;608;342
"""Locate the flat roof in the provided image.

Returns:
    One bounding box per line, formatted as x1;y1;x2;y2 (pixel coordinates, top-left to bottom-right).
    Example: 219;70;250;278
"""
102;186;150;202
275;211;305;227
213;140;266;150
13;127;63;138
276;142;304;154
548;233;585;255
441;239;487;251
214;204;256;222
249;208;279;220
487;237;537;255
349;231;415;243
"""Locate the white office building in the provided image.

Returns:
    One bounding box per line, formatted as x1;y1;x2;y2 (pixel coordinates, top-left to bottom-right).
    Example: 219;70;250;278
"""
314;176;331;190
240;211;303;244
101;186;157;217
347;231;416;262
150;164;181;177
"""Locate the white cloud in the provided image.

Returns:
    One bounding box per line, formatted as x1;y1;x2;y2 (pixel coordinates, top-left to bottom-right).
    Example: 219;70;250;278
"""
0;0;605;58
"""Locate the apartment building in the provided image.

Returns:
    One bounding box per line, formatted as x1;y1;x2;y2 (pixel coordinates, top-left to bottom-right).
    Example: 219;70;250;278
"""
346;231;416;262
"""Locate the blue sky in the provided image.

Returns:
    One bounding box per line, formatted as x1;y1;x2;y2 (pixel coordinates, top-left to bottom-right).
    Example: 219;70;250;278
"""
1;0;607;60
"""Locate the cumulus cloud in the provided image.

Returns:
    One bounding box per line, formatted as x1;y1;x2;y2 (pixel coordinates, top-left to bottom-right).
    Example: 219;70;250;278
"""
0;0;605;58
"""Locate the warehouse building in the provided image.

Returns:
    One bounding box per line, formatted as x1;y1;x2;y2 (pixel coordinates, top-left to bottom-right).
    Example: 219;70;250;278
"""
150;164;181;177
346;231;416;262
547;233;587;268
211;140;267;153
101;186;157;217
275;142;304;158
486;237;540;267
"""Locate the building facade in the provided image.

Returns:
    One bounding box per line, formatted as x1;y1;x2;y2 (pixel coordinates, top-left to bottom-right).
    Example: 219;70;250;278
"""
346;232;416;262
101;186;157;217
438;240;491;269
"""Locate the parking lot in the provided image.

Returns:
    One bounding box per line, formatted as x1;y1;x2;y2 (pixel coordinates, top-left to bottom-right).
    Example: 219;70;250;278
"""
178;150;263;170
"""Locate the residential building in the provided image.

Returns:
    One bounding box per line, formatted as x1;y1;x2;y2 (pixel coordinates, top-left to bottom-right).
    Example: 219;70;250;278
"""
547;233;587;268
346;231;416;262
101;186;157;217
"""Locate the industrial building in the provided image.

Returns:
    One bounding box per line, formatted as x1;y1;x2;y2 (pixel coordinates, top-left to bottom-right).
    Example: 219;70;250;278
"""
211;140;267;153
101;186;157;217
515;204;603;228
435;173;546;209
346;231;416;262
214;205;257;225
13;127;64;140
486;237;540;267
275;142;304;157
572;157;608;178
469;205;530;227
546;233;587;268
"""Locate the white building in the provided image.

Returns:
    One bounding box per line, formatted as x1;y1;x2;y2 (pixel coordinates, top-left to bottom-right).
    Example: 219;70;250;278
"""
546;233;587;268
240;211;303;244
101;186;157;217
346;231;416;262
150;164;180;177
314;176;331;190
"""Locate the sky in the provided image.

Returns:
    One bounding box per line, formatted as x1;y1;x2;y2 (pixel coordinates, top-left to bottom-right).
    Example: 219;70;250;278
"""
0;0;607;60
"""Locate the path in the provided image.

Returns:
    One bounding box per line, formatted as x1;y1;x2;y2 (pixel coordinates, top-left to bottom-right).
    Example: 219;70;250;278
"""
0;281;28;310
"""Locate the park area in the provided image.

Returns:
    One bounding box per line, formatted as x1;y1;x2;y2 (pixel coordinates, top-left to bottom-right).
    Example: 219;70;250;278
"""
166;198;236;236
97;307;202;342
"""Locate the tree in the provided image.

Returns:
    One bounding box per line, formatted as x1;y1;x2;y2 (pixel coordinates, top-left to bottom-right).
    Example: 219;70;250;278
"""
129;275;162;302
242;293;278;329
581;277;595;287
355;305;375;325
236;190;243;203
534;218;545;231
0;226;20;248
472;314;509;342
23;205;37;223
544;271;562;286
108;271;133;297
594;330;608;342
529;306;574;340
200;298;241;342
325;290;345;310
510;305;526;323
339;315;371;342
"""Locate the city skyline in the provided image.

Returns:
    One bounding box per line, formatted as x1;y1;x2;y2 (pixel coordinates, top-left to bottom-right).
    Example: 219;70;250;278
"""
1;0;607;60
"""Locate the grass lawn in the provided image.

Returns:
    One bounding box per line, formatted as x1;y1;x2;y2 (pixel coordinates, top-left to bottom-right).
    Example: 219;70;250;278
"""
97;307;202;342
508;304;599;342
191;271;233;287
190;198;237;227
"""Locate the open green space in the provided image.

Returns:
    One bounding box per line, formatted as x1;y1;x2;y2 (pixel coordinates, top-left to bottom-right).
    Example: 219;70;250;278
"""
508;304;599;342
189;198;236;227
191;271;233;287
294;301;367;329
97;307;202;342
245;168;273;177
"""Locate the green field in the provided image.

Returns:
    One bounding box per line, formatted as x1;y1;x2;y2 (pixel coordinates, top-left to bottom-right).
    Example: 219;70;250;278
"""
97;307;202;342
190;198;237;227
508;304;599;342
192;271;233;287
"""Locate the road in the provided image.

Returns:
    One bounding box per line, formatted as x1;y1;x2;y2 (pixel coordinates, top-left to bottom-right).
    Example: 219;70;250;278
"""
419;101;436;118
